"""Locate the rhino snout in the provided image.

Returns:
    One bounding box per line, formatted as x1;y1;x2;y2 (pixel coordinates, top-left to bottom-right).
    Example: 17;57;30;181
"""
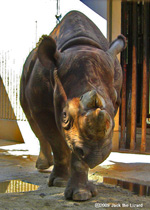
73;140;112;169
73;145;90;160
84;140;112;168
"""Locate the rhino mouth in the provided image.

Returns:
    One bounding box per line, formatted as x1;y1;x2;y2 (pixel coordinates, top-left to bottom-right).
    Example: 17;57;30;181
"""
73;140;112;169
84;141;112;169
60;36;101;52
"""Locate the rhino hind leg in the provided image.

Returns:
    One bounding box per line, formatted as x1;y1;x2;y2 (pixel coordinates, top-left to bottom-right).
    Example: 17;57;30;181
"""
32;111;71;186
36;136;53;170
24;113;53;170
20;95;53;170
48;164;70;187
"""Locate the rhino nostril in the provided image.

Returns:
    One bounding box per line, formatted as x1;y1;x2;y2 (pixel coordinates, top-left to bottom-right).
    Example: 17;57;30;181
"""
75;147;85;158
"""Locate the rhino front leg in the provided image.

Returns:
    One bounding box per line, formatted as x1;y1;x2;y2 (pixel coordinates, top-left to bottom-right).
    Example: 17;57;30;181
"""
65;153;98;201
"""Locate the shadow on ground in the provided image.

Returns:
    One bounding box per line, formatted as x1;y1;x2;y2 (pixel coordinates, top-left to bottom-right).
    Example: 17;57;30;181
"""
0;142;150;210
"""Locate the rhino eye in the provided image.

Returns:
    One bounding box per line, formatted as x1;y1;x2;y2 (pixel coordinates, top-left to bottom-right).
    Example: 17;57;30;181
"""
80;95;83;101
62;111;68;123
62;109;71;130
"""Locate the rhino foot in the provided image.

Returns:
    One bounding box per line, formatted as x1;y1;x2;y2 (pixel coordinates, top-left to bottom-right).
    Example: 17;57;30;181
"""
48;165;70;187
65;181;98;201
49;176;68;187
36;156;53;170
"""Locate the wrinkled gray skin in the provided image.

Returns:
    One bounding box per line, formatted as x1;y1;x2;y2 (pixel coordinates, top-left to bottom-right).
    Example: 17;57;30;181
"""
20;11;126;201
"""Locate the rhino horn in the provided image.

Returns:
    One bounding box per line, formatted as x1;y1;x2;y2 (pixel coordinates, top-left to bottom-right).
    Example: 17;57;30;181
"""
80;90;105;109
86;108;113;139
107;35;127;61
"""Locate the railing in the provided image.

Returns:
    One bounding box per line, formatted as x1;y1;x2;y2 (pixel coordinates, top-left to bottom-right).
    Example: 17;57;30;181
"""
120;0;150;153
0;50;26;121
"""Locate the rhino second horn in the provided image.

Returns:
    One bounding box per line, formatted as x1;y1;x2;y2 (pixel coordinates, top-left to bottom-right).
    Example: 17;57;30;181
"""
107;34;127;61
84;108;112;139
96;109;113;139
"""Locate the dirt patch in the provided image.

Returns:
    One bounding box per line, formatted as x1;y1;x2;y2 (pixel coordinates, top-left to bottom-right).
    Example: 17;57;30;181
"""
0;149;150;210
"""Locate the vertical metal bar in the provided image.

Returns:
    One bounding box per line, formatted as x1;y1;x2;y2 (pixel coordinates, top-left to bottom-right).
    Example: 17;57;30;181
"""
11;56;14;120
4;52;7;119
148;2;150;122
141;2;148;152
3;52;5;119
121;62;127;148
1;52;3;119
5;51;8;119
136;1;143;127
129;182;133;192
139;185;146;196
126;2;132;149
130;2;137;150
120;0;127;149
0;52;2;119
8;51;11;120
2;52;4;119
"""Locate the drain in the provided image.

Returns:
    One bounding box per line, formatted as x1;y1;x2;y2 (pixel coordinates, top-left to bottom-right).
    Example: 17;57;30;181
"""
0;180;39;193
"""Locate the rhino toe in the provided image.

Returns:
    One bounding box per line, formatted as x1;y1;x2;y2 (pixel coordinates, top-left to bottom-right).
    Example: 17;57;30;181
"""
65;182;98;201
49;177;68;187
48;165;70;187
36;156;53;170
73;189;92;201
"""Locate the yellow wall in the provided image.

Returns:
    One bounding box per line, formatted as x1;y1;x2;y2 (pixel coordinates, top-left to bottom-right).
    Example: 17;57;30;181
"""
107;0;121;150
0;119;24;142
0;78;24;143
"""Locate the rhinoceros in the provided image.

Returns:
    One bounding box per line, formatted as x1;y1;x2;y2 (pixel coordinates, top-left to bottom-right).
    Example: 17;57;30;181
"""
20;10;126;201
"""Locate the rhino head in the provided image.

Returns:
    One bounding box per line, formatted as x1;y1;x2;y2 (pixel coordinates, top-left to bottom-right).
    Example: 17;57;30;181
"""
37;34;126;168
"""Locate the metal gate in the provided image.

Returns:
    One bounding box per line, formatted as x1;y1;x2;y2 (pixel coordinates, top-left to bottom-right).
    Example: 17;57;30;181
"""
120;0;150;153
0;50;26;121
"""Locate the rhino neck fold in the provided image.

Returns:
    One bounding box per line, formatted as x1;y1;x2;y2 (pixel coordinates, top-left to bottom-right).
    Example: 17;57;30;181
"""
60;36;102;52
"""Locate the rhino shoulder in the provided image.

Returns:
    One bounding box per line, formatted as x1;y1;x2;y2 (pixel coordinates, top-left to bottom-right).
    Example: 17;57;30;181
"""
22;48;38;85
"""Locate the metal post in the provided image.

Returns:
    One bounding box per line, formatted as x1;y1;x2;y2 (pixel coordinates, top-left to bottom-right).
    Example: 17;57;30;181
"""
141;2;148;152
126;2;132;149
130;2;137;150
120;0;127;149
120;62;127;148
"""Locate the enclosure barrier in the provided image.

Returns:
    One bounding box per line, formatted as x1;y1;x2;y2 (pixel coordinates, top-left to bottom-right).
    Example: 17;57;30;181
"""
120;0;150;153
0;50;26;121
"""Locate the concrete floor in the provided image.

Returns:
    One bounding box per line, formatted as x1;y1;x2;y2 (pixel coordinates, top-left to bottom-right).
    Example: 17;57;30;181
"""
0;139;150;190
0;139;150;209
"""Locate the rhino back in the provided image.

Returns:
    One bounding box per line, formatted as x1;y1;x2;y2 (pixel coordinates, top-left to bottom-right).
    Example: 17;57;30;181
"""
50;11;109;51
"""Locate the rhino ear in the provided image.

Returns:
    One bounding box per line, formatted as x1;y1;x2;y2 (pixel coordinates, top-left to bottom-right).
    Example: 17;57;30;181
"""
37;35;61;68
107;35;127;62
